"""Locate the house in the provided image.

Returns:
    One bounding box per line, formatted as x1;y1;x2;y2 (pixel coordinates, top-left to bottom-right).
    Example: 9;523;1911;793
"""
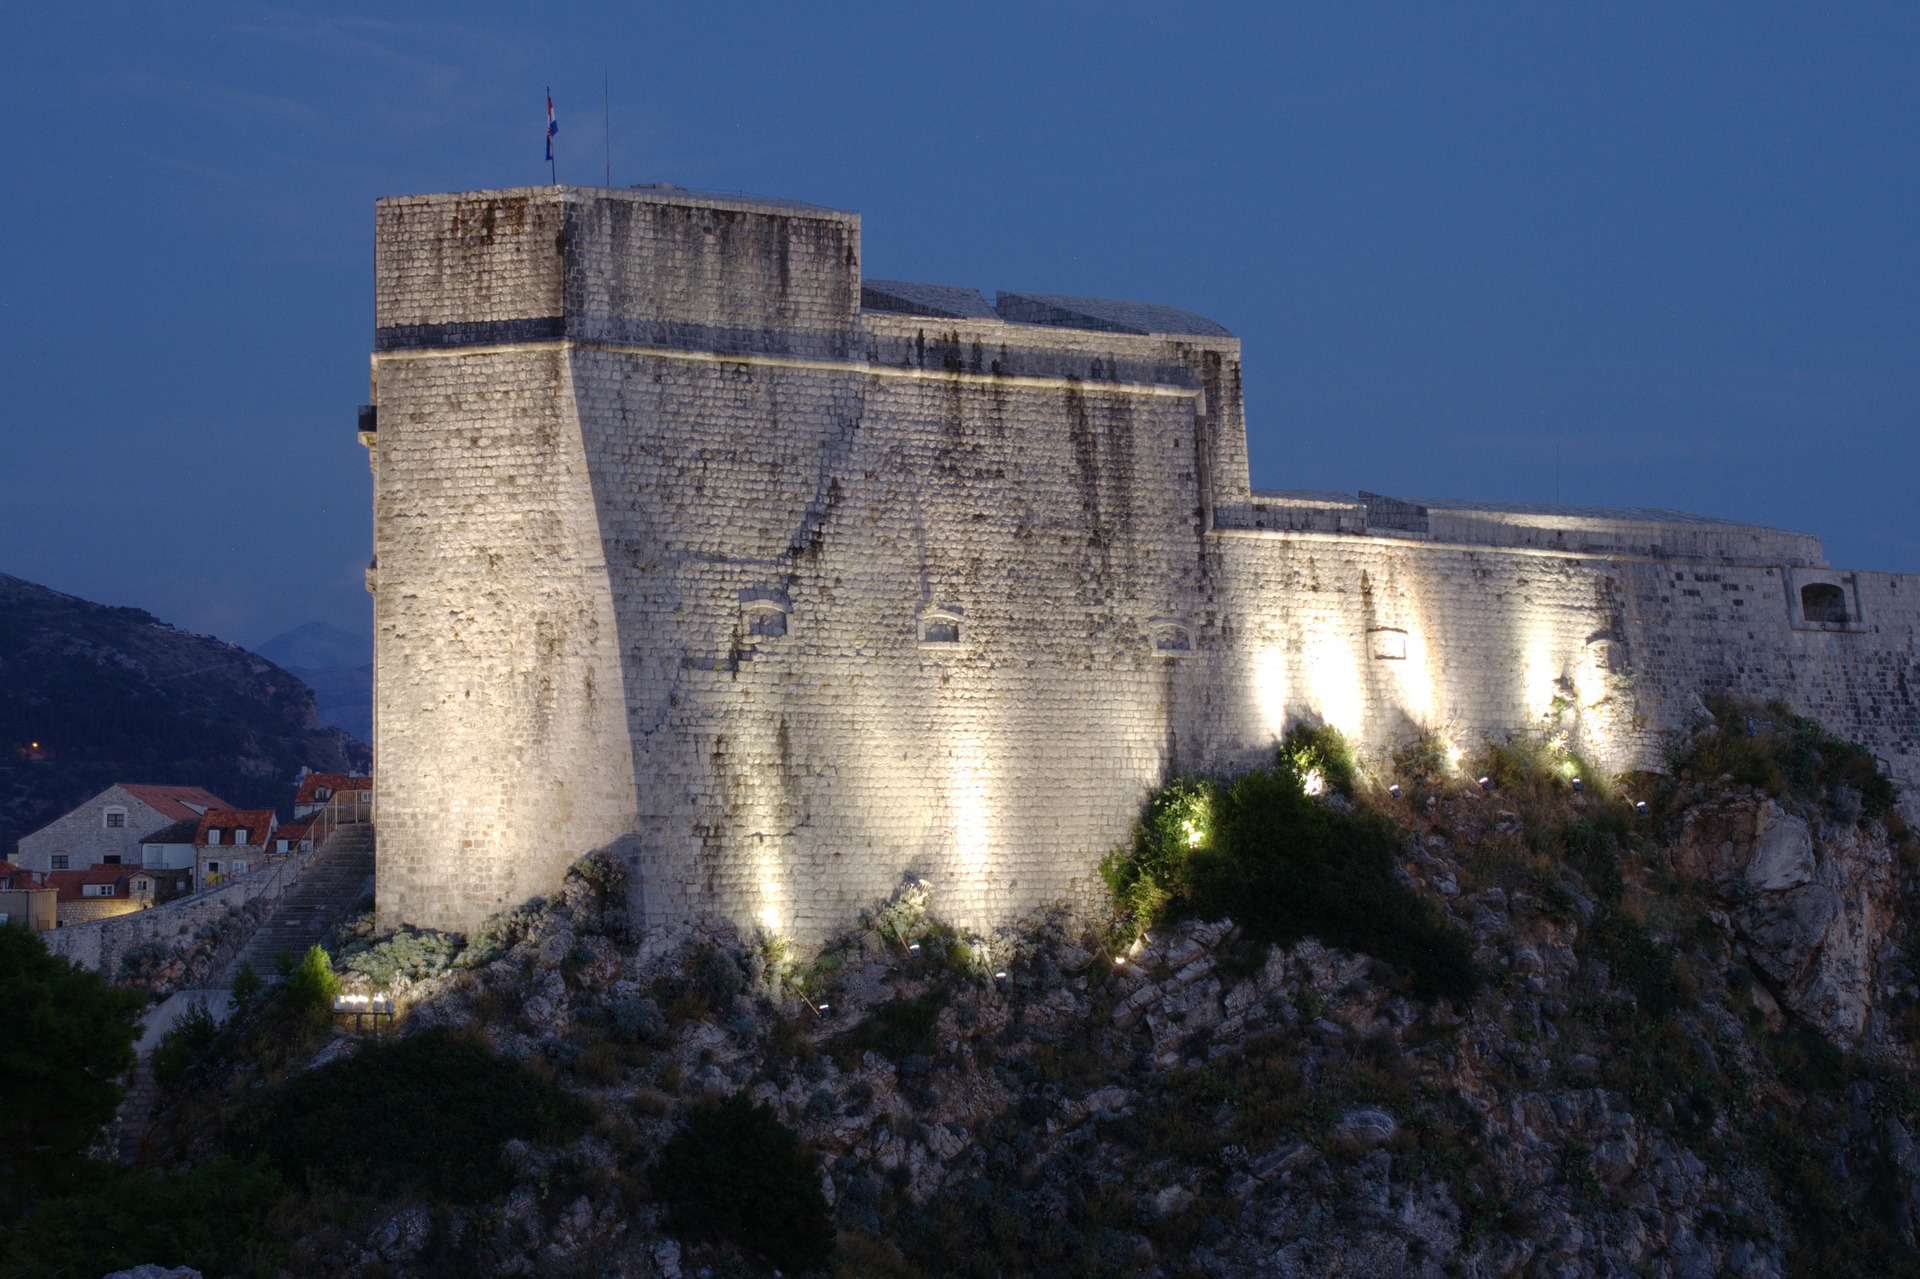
0;887;56;931
194;809;276;888
0;860;44;890
48;864;159;925
293;773;372;819
15;784;231;873
138;819;200;871
0;860;54;929
270;818;315;856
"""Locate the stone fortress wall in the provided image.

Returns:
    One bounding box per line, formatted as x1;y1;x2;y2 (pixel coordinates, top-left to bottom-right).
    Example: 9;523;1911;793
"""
367;184;1920;941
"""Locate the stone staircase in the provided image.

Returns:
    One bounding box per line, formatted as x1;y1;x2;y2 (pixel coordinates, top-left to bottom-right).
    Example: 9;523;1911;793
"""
226;823;375;979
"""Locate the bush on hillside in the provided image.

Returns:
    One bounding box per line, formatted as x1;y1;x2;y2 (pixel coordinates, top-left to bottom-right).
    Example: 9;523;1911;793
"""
1104;734;1478;1002
0;1156;281;1279
238;1027;594;1203
652;1092;834;1272
0;926;145;1200
281;944;339;1015
1672;696;1896;821
151;999;219;1087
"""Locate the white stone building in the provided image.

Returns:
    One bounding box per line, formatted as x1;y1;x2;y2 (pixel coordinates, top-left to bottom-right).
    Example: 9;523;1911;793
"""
15;784;229;873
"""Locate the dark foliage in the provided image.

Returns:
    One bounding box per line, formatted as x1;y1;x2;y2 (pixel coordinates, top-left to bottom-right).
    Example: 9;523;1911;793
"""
1671;696;1898;822
829;993;944;1066
151;998;220;1087
237;1027;594;1203
0;926;144;1202
281;944;339;1016
1105;742;1478;1002
651;1092;834;1273
0;1156;282;1279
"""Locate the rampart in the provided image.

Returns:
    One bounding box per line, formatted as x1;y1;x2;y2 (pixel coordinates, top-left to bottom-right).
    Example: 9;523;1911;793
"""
367;184;1920;941
41;852;306;976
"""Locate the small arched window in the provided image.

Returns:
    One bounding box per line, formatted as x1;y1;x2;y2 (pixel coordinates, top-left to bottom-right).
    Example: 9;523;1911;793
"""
919;606;964;647
739;588;791;642
1149;619;1193;655
1801;582;1849;625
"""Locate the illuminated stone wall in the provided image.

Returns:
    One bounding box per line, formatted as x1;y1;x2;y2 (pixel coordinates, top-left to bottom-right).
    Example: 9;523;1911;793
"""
370;184;1920;941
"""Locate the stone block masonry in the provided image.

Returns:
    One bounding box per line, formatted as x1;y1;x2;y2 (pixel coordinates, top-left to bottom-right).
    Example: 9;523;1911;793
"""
368;183;1920;942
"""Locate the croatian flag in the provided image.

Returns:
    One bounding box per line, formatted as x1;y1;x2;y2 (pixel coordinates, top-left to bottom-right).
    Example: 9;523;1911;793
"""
546;89;558;162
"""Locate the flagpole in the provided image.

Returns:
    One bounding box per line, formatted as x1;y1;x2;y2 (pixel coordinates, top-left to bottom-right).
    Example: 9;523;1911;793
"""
548;85;557;186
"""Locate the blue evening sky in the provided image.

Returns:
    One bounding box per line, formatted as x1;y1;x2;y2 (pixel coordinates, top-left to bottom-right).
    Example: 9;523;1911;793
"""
1;3;1915;648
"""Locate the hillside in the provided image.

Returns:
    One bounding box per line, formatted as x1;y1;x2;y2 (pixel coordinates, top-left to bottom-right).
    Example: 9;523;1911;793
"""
253;622;373;743
0;572;370;853
56;704;1920;1279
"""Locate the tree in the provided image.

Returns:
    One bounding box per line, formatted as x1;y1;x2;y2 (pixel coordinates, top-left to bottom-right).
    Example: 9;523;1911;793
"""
0;927;145;1201
653;1092;835;1272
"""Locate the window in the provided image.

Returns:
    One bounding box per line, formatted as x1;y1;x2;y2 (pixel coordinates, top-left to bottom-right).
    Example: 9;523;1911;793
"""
231;859;247;874
84;883;114;898
206;861;221;875
275;838;288;853
232;829;249;847
919;606;964;647
104;809;126;829
206;829;222;845
1369;628;1408;661
1801;583;1849;625
1149;620;1193;655
316;787;333;802
51;855;68;870
103;855;121;865
743;603;787;639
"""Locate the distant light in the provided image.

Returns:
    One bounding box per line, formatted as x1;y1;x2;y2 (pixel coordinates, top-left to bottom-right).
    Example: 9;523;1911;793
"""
1634;800;1649;814
1113;955;1127;966
1388;784;1402;799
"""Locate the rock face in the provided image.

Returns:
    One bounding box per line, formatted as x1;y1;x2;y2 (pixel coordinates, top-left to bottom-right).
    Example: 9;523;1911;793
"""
1677;796;1900;1041
0;572;368;852
143;774;1920;1279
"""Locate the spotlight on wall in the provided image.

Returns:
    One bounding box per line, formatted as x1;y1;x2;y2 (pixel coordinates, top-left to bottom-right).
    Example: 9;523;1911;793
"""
1477;776;1493;792
993;970;1008;988
1113;955;1127;967
816;1002;833;1018
1634;800;1649;814
1571;777;1583;793
1388;784;1402;799
907;942;921;958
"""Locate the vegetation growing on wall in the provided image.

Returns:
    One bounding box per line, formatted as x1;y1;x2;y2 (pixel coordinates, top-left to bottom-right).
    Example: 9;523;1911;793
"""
1103;725;1478;1002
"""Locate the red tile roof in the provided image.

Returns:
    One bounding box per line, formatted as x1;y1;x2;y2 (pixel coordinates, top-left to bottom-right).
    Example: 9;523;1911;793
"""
294;773;372;806
0;860;43;889
194;810;277;848
138;819;201;845
47;865;153;902
117;785;233;822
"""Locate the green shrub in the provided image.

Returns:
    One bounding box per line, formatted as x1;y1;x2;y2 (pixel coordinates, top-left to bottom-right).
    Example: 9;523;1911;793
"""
282;945;339;1015
337;925;463;987
151;999;219;1087
1281;722;1357;797
230;960;262;1008
0;926;145;1200
829;993;944;1066
0;1156;281;1279
1107;744;1478;1002
1673;696;1897;821
652;1092;834;1272
239;1026;594;1203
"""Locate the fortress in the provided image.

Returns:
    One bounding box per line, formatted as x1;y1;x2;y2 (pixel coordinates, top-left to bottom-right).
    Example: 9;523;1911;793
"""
365;183;1920;940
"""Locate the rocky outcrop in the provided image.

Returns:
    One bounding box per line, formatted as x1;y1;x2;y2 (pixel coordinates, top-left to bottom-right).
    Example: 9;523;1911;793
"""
1674;795;1903;1041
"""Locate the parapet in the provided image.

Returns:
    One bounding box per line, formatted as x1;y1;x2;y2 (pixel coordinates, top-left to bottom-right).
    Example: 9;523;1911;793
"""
1222;490;1824;566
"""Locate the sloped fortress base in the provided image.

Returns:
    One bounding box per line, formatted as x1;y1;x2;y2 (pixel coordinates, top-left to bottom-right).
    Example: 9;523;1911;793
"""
367;183;1920;940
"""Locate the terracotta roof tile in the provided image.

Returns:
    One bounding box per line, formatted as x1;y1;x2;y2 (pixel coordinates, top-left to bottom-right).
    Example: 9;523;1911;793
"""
194;810;277;847
116;785;233;822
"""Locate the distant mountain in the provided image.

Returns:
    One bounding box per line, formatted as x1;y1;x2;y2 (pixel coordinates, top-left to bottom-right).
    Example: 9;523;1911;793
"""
0;573;370;855
254;621;370;671
254;622;373;743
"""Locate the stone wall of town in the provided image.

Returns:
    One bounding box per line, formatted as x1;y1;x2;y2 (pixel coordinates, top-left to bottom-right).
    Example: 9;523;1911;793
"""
42;853;304;977
368;185;1920;943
